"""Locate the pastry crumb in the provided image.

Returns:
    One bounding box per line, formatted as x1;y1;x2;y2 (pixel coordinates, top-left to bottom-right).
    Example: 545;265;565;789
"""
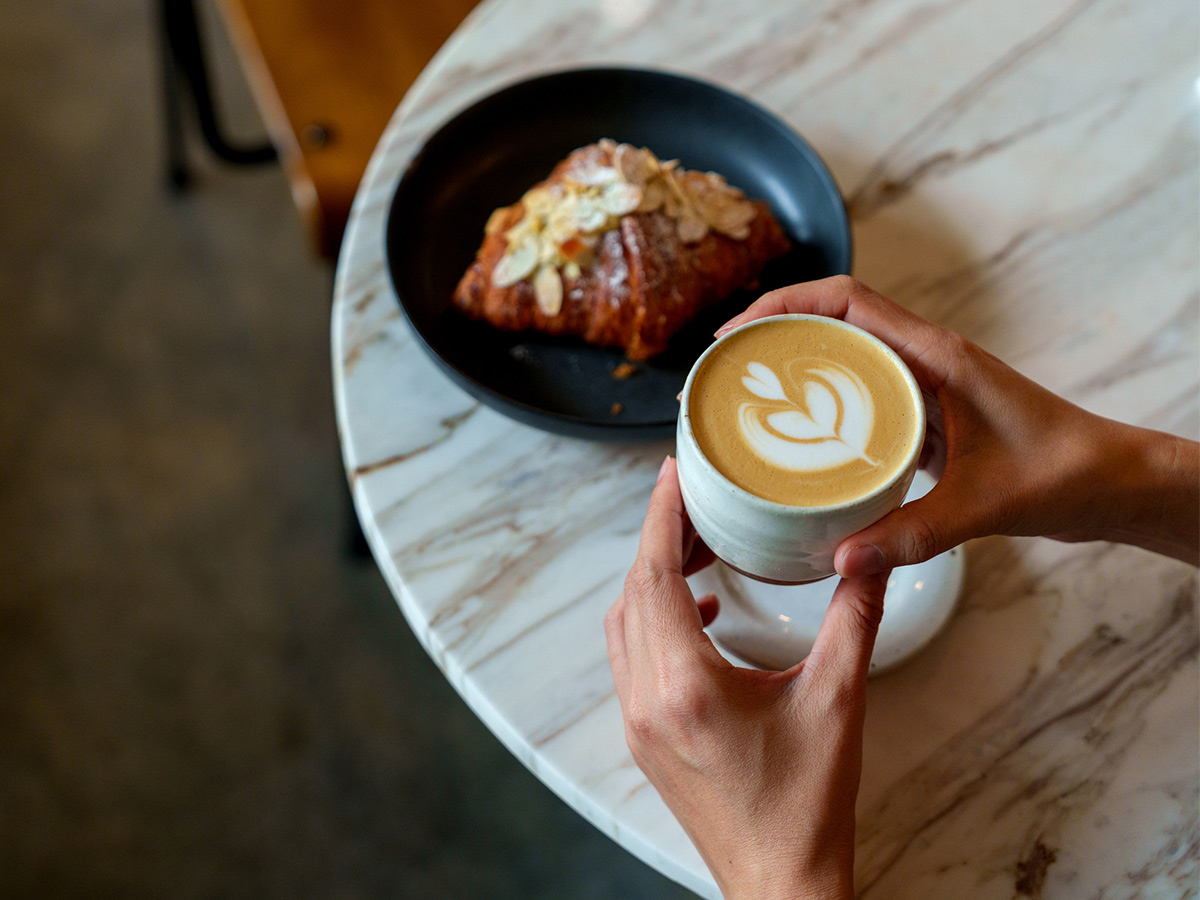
610;402;624;416
611;362;637;380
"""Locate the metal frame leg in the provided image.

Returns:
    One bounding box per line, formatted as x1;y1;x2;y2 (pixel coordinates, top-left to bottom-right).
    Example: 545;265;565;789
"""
156;0;276;190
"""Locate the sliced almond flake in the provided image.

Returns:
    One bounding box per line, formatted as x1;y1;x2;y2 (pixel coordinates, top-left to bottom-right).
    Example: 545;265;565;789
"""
522;186;556;214
614;144;657;186
724;200;757;222
568;165;620;187
504;215;539;245
693;182;731;210
484;207;509;236
542;215;575;248
493;235;539;287
612;144;637;182
700;190;752;217
538;239;563;266
582;212;612;233
664;173;700;222
677;216;709;243
637;180;665;213
710;204;757;237
661;191;680;218
575;203;611;233
697;188;741;211
661;167;688;201
598;181;643;216
533;264;563;315
708;172;743;194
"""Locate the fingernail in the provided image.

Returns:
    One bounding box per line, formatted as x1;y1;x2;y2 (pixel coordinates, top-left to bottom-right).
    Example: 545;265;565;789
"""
714;320;737;338
840;544;885;577
656;456;672;482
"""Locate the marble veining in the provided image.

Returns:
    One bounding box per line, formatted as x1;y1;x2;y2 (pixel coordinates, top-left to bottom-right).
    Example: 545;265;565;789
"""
332;0;1199;896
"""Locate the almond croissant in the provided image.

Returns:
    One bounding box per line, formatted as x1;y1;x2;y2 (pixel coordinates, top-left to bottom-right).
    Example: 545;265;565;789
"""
453;140;790;361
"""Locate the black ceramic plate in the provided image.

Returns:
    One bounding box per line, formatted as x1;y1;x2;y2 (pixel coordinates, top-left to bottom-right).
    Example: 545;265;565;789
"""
385;67;851;441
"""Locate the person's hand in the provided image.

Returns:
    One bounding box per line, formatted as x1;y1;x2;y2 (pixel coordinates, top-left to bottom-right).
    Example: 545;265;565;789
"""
718;276;1200;571
605;457;888;900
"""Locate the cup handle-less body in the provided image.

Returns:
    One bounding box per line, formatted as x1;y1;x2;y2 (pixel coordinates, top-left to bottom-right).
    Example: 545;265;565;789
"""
677;416;918;583
675;314;925;585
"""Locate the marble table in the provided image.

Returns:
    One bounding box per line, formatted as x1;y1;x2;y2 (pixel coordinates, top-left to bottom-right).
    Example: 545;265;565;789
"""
331;0;1199;896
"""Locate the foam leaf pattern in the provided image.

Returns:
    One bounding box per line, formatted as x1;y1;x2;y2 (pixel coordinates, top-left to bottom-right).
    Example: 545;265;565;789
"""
765;409;833;441
741;362;788;401
737;361;880;472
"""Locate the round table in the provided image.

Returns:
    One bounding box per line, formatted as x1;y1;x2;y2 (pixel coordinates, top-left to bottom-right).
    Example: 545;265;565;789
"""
332;1;1199;896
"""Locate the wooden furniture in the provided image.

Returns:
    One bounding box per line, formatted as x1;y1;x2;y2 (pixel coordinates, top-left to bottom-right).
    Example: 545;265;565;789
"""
332;1;1199;896
161;0;479;257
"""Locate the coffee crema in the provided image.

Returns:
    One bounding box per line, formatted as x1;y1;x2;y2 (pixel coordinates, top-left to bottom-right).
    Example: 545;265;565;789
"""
688;317;921;507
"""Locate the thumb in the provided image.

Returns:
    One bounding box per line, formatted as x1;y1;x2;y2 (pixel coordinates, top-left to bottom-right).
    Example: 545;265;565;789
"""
835;485;971;577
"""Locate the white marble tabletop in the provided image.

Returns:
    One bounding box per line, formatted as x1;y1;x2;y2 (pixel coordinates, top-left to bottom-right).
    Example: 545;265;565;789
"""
331;1;1199;896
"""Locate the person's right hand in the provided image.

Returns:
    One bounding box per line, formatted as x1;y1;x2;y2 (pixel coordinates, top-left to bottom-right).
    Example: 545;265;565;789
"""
717;276;1200;572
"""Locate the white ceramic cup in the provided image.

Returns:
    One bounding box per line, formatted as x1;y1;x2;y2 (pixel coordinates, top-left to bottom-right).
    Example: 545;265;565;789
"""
676;314;926;584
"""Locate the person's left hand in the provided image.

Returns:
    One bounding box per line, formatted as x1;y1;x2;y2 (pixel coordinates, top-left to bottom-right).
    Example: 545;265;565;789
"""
605;457;889;900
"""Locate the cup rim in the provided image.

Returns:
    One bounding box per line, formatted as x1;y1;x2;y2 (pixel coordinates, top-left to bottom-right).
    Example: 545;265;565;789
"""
678;313;927;514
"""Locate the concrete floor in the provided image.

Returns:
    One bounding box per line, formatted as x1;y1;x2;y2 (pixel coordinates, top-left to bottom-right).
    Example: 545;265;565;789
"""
0;3;694;897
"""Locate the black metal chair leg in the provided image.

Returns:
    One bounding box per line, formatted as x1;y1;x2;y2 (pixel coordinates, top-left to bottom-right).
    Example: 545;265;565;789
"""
156;0;276;189
158;0;191;190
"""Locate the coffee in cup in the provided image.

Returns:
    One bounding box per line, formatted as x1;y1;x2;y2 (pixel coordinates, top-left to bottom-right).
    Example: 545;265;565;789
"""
688;316;922;506
677;314;925;583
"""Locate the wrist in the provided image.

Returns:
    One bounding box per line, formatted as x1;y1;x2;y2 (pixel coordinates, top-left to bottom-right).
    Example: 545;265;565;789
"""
721;858;854;900
726;877;853;900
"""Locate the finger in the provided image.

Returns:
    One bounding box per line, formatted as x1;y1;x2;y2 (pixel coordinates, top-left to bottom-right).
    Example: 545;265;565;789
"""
804;572;890;690
625;457;708;656
680;507;697;570
716;276;956;396
682;534;716;577
916;394;948;478
604;596;631;704
715;274;863;334
635;457;689;575
835;483;973;577
696;593;720;628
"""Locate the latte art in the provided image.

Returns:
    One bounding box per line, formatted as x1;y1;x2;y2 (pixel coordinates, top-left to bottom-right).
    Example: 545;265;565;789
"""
738;360;880;472
687;317;923;507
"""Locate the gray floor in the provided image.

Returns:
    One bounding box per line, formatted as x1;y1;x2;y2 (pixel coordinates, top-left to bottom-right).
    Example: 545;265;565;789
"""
0;3;695;897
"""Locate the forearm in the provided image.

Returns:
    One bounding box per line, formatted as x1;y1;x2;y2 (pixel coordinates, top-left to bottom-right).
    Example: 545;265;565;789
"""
1087;422;1199;565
